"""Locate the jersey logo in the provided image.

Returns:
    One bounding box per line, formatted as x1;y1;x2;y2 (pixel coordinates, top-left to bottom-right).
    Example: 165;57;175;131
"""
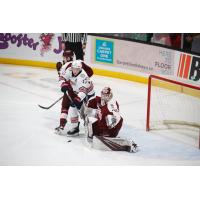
82;77;90;84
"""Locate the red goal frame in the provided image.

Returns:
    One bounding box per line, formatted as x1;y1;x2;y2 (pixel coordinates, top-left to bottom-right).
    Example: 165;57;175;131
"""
146;75;200;148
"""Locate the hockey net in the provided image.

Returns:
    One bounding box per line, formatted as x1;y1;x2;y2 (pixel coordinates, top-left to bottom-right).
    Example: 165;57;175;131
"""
146;75;200;148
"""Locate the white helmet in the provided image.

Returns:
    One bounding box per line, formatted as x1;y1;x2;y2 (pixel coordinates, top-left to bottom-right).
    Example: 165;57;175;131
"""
101;87;113;102
72;60;82;69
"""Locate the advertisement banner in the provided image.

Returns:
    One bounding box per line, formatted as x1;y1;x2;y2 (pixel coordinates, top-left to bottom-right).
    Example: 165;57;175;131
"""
95;38;114;64
0;33;63;62
91;36;175;76
176;52;200;83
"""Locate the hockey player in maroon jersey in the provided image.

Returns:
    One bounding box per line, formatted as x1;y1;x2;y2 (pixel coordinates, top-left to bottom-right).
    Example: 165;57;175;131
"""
56;50;73;76
85;87;138;153
55;55;94;136
87;87;122;137
56;50;93;77
55;50;74;134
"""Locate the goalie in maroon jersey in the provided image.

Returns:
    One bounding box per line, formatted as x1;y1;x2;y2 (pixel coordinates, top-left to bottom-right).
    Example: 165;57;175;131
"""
85;87;138;153
87;87;122;137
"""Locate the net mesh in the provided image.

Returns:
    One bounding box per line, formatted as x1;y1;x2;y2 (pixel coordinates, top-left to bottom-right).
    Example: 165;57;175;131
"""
150;79;200;129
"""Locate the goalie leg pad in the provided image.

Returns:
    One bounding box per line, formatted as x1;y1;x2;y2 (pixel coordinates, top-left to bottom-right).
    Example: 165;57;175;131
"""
92;136;138;153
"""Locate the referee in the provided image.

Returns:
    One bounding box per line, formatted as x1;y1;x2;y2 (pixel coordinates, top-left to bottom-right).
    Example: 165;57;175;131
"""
62;33;87;60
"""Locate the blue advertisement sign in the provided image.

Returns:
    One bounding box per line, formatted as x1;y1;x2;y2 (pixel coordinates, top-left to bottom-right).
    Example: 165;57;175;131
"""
95;39;114;64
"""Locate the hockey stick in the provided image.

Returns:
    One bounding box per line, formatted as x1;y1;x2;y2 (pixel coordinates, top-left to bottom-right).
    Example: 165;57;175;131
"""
38;95;63;110
65;91;86;119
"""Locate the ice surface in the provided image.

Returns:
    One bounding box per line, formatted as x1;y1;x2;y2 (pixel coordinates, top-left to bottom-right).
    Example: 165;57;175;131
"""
0;64;200;165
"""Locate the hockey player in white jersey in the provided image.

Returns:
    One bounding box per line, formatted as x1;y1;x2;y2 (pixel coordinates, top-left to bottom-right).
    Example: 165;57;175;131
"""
55;51;93;135
57;59;95;136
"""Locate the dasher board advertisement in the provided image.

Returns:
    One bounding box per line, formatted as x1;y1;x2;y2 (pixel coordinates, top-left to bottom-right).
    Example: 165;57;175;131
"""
91;35;175;76
176;52;200;84
0;33;62;62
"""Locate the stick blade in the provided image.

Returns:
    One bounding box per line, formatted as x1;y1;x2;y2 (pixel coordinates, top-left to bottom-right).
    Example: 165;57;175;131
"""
38;104;49;109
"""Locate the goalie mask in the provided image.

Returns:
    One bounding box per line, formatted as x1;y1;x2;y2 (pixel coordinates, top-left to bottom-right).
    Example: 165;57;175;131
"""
63;50;74;62
101;87;113;102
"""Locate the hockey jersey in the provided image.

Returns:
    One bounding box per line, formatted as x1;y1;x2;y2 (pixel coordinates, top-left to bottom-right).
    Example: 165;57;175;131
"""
59;60;93;79
60;66;94;101
88;96;122;130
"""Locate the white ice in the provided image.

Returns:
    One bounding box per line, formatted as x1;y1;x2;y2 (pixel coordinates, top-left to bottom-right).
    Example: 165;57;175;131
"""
0;64;200;165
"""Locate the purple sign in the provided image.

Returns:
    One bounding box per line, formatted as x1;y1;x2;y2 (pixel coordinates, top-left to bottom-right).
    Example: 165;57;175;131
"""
0;33;39;50
0;33;62;55
54;36;62;54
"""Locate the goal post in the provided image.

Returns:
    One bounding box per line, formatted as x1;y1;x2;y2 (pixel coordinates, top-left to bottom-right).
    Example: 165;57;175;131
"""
146;75;200;148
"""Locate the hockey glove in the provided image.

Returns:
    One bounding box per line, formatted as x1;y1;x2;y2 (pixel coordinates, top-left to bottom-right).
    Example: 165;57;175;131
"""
73;96;82;109
61;81;72;93
56;62;62;72
56;62;62;76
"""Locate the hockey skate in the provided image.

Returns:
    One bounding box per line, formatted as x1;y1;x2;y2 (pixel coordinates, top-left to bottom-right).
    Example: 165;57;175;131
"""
54;126;64;135
67;122;80;137
129;140;138;153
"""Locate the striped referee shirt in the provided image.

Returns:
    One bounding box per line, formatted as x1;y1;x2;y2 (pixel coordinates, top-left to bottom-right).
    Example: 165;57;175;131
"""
62;33;87;44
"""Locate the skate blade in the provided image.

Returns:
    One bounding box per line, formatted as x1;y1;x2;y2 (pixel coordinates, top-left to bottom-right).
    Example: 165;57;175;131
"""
54;131;63;135
131;147;140;153
66;132;80;137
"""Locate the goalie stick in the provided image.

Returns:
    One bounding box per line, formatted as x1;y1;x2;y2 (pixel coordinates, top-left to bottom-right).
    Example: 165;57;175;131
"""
38;95;63;110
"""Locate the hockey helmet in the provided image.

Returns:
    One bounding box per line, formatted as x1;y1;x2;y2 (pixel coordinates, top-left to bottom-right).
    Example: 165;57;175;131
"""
72;60;82;69
101;87;113;102
63;50;74;61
